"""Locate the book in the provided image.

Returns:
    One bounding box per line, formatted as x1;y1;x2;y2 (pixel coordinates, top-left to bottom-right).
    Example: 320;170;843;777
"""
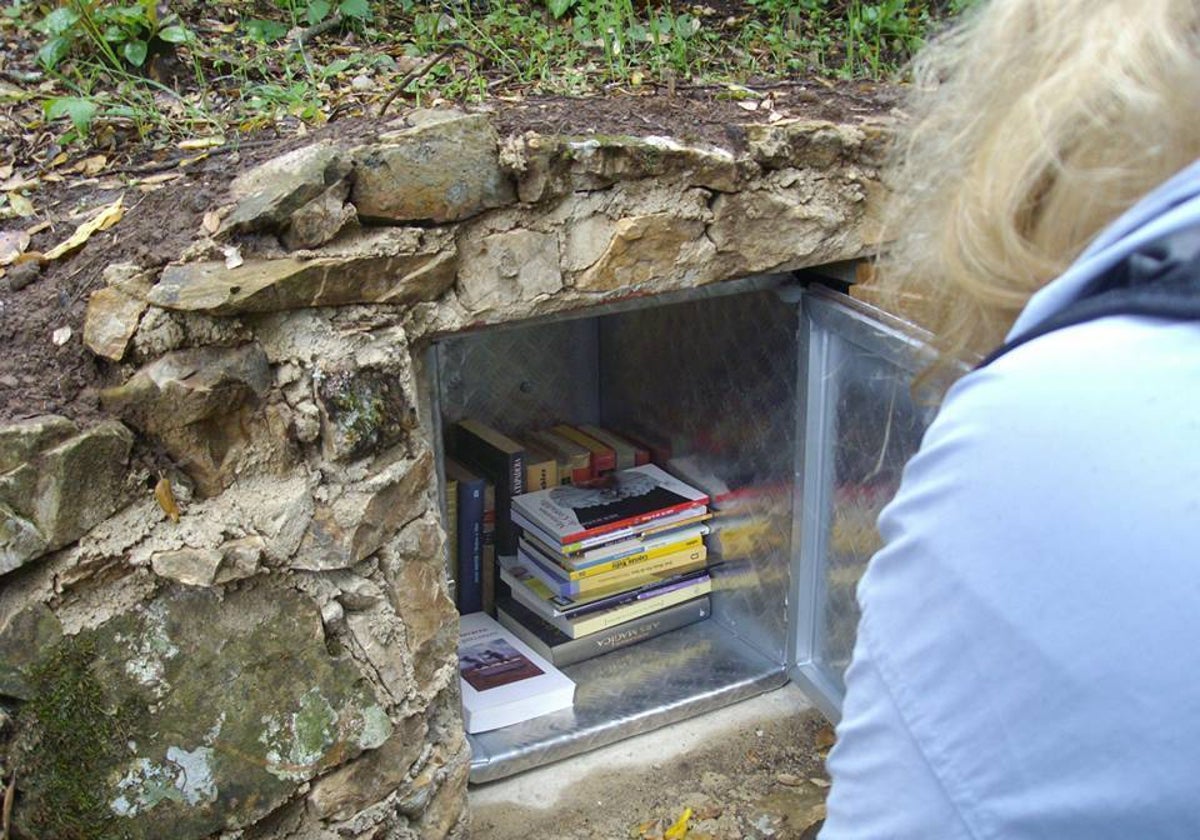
520;539;708;597
501;561;713;639
552;424;616;475
578;425;640;470
451;419;525;557
522;521;710;573
496;594;712;667
510;463;709;546
458;612;575;733
526;429;591;484
512;505;710;556
523;442;559;491
444;459;485;614
482;482;496;614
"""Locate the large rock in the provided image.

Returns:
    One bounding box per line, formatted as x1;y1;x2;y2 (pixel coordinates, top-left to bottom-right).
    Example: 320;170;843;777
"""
219;140;353;236
100;345;274;496
295;449;433;571
148;248;456;316
512;133;742;203
0;415;76;474
457;228;562;311
352;111;515;223
0;419;134;574
389;518;459;699
574;214;716;292
9;584;393;840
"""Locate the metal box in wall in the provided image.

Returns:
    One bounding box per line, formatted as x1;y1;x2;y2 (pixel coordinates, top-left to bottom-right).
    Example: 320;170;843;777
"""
426;276;935;783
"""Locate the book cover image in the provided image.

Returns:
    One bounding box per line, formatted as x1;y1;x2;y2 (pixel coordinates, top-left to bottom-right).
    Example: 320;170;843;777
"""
459;636;544;691
514;464;708;541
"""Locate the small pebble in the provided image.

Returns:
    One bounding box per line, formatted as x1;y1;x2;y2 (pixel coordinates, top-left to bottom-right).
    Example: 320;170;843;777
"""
351;74;375;91
6;260;41;291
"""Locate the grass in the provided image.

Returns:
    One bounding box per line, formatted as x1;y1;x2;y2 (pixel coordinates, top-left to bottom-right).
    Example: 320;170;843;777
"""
0;0;971;158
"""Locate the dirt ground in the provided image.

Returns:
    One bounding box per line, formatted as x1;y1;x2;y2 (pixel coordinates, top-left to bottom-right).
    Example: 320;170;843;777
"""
470;685;835;840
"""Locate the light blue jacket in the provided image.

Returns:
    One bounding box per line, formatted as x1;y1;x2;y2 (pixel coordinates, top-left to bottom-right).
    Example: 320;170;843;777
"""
821;160;1200;839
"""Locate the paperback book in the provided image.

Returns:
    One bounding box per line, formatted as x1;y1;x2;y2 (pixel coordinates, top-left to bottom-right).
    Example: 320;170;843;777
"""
458;612;575;733
496;594;712;667
518;539;708;598
511;463;710;546
499;556;714;638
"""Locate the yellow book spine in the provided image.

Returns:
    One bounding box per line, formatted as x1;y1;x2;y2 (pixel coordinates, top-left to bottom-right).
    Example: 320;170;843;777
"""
566;536;706;580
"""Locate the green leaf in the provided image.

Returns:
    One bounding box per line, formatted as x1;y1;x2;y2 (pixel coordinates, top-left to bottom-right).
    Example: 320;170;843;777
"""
35;7;79;37
338;0;371;21
157;25;193;44
307;0;331;24
122;38;147;66
245;18;290;43
548;0;575;19
44;97;99;135
37;35;73;70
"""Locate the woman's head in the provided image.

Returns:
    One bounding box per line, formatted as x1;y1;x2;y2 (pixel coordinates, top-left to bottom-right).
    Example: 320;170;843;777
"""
881;0;1200;366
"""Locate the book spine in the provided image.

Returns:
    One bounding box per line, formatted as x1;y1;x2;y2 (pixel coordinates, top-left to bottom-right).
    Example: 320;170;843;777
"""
563;535;707;578
553;425;617;474
567;545;707;594
455;476;485;614
482;483;496;613
453;421;525;557
497;595;711;667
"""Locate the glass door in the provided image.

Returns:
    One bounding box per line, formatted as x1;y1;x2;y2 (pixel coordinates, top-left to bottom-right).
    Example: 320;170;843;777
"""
789;286;938;720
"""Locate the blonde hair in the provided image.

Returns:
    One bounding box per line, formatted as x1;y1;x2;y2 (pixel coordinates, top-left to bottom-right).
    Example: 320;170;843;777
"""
880;0;1200;371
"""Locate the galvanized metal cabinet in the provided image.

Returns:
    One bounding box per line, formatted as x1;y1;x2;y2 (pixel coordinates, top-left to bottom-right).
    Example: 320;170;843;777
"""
426;276;935;783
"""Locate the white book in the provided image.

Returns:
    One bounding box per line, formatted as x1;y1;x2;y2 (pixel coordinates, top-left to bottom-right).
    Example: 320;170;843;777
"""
458;612;575;734
511;463;709;545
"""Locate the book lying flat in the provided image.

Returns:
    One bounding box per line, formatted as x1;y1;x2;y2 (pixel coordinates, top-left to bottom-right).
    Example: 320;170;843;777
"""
511;463;709;546
502;567;713;639
513;505;709;556
458;612;575;734
519;540;708;598
496;594;712;667
522;522;711;573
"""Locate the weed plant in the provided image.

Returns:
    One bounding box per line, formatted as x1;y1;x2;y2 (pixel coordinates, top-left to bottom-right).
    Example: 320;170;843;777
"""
6;0;973;150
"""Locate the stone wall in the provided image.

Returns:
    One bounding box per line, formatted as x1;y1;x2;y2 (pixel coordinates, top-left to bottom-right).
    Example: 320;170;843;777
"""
0;108;888;839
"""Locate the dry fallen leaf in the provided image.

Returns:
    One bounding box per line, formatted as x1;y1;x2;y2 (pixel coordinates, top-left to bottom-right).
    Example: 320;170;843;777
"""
155;476;181;522
25;220;50;236
737;100;760;111
79;154;107;176
51;326;72;346
0;175;37;192
0;163;12;180
49;151;68;167
7;192;34;217
136;172;183;187
43;196;124;261
0;230;30;266
178;135;225;150
664;807;692;840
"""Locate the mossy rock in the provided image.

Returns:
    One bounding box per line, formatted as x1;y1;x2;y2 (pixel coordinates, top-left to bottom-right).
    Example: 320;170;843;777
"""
8;583;391;840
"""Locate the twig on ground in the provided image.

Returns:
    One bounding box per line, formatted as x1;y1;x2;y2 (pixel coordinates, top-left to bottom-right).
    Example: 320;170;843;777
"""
2;770;15;840
378;42;493;117
287;12;344;54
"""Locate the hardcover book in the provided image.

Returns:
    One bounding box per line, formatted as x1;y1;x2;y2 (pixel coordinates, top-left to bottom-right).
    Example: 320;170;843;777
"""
451;419;525;557
458;612;575;733
444;459;485;614
496;594;712;667
510;463;709;545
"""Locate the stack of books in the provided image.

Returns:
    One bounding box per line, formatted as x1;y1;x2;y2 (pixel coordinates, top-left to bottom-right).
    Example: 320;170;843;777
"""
496;463;714;665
